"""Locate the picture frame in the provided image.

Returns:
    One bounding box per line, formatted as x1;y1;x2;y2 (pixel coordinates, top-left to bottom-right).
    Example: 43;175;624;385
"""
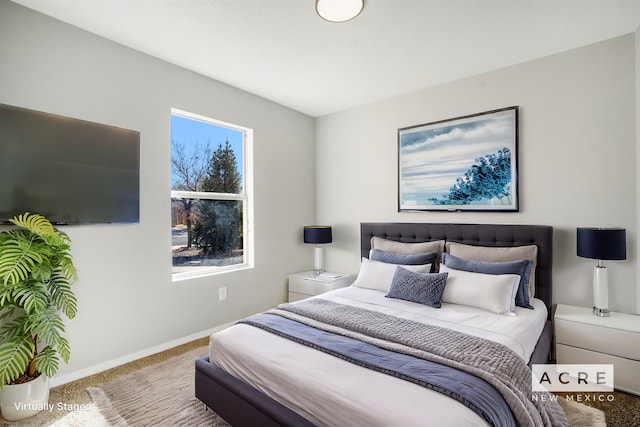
398;106;519;212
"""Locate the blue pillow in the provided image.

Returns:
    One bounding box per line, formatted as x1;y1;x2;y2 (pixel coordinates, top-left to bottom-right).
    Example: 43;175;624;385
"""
370;249;437;273
441;253;534;309
385;267;448;308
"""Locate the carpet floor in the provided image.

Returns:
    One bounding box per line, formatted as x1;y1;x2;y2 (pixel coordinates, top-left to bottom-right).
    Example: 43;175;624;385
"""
86;345;228;427
0;337;636;426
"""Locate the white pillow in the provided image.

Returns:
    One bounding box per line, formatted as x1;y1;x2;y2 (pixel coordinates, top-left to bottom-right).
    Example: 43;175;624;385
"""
439;265;520;315
445;242;538;298
352;258;431;293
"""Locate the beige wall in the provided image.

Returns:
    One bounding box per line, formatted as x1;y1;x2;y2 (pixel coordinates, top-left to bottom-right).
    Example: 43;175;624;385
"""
316;34;638;315
0;2;316;385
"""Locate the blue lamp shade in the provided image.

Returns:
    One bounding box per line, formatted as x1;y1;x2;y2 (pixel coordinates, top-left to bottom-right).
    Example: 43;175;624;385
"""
304;226;333;245
577;228;626;261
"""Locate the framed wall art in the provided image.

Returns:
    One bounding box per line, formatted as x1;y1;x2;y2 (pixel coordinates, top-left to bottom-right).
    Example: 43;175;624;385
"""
398;106;519;212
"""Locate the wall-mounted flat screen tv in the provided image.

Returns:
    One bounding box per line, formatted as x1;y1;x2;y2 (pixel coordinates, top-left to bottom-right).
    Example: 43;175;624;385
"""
0;103;140;225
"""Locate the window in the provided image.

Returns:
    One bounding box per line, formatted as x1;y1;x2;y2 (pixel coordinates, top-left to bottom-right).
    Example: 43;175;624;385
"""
170;109;253;279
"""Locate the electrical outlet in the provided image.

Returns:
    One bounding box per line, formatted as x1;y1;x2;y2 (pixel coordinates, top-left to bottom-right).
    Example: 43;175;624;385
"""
218;287;227;301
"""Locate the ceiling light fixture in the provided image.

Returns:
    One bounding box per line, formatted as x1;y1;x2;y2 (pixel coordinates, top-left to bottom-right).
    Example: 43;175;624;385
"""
316;0;364;23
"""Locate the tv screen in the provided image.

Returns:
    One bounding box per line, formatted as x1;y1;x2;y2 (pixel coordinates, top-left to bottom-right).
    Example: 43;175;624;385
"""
0;103;140;224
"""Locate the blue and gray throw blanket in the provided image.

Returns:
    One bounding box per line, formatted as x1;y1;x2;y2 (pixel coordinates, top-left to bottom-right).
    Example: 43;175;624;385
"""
240;298;566;427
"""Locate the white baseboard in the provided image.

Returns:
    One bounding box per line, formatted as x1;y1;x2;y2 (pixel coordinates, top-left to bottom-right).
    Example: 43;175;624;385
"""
50;320;236;388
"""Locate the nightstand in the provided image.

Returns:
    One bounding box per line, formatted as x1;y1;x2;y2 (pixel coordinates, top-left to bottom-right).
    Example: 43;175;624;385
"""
288;271;354;302
554;304;640;395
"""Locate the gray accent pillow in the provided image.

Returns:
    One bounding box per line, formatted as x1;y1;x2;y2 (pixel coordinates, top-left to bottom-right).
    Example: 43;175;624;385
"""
385;267;448;308
441;253;533;309
370;249;438;273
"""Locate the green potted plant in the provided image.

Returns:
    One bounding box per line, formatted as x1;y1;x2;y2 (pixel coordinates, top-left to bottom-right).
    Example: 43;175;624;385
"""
0;212;77;421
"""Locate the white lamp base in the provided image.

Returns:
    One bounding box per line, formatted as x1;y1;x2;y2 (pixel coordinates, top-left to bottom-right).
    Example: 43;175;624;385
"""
593;265;610;317
313;245;325;276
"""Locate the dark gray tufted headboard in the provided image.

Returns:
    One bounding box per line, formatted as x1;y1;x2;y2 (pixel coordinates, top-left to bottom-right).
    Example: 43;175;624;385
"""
361;223;553;317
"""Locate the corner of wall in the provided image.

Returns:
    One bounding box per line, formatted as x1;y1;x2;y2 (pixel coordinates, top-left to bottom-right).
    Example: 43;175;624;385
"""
635;26;640;314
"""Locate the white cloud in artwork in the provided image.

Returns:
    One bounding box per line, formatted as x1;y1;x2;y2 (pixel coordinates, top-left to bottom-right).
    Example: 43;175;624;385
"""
400;111;515;201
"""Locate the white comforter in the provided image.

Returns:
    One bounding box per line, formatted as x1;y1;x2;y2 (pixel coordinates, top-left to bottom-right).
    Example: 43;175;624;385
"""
209;286;547;427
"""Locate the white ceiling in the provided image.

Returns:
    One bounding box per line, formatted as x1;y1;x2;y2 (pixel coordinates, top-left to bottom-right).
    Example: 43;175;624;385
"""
11;0;640;117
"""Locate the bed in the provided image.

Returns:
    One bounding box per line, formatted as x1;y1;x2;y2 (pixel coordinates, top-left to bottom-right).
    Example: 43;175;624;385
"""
195;222;563;426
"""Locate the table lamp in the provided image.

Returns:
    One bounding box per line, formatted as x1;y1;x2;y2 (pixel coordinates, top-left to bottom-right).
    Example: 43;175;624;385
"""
303;226;332;275
577;227;626;317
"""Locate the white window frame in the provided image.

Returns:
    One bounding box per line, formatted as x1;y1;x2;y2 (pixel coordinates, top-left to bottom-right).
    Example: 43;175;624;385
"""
171;108;254;281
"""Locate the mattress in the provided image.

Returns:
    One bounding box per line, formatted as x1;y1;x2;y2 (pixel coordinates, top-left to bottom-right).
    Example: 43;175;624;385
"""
209;286;548;427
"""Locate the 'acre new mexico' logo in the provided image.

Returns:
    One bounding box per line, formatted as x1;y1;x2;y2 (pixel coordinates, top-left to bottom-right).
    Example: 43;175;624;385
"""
531;364;614;392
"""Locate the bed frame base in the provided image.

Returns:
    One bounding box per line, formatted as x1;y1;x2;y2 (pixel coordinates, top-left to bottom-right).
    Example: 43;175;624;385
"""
195;357;315;427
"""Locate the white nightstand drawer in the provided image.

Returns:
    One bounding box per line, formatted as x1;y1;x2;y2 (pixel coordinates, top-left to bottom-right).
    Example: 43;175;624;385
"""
289;279;321;296
288;291;311;303
289;277;348;295
556;344;640;395
288;271;354;302
555;318;640;360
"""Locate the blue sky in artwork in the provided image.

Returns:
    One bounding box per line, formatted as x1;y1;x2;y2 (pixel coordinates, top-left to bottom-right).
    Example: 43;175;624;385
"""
171;114;244;188
399;112;514;204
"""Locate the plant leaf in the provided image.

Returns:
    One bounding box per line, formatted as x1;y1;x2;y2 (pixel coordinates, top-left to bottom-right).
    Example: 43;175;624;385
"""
32;306;65;351
0;315;28;342
9;213;55;238
55;336;70;364
34;346;59;378
47;274;77;319
0;238;42;286
12;282;48;317
0;336;34;387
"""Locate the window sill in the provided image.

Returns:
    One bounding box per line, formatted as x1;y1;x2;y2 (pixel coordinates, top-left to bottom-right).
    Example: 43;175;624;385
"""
172;263;253;282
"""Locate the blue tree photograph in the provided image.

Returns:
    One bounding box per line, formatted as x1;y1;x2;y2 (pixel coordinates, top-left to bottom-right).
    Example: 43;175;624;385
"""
398;107;518;211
